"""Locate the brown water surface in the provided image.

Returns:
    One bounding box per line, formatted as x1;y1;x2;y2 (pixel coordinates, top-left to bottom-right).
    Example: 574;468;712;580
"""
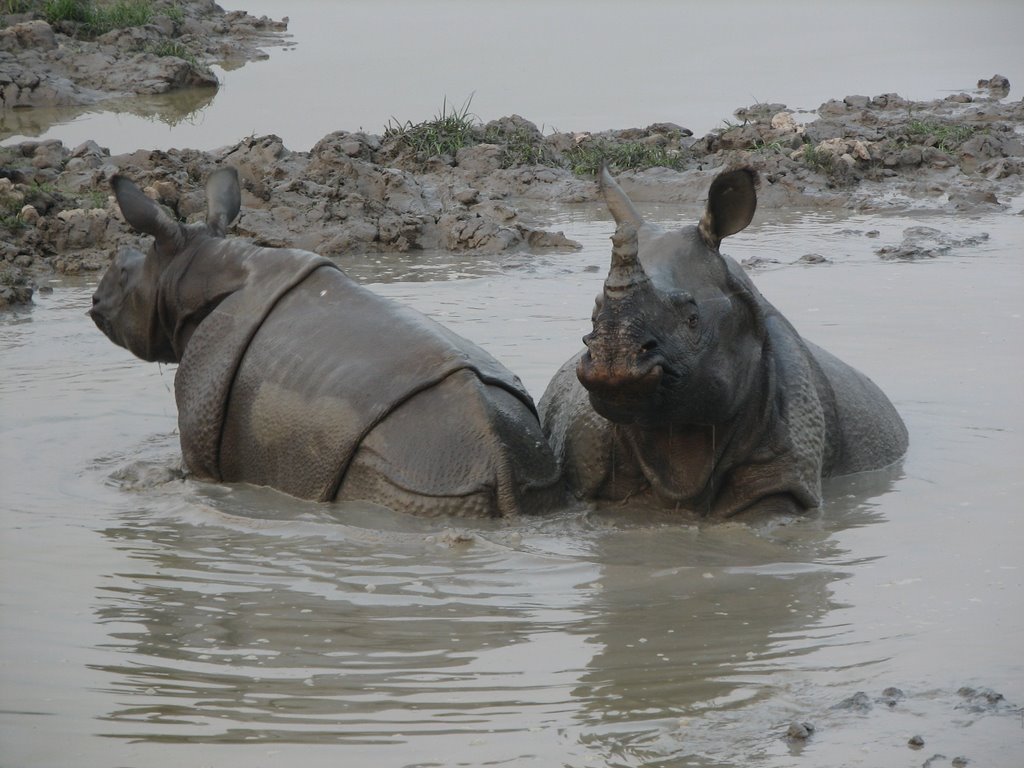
2;203;1022;767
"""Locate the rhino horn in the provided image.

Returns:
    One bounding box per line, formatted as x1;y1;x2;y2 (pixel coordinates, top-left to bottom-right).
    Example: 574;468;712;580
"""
604;222;649;295
600;165;644;227
205;166;241;237
112;174;184;262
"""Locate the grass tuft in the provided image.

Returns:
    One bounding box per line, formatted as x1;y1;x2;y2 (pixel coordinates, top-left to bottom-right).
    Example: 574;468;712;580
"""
147;39;195;64
42;0;153;37
564;140;686;176
903;119;978;154
384;96;481;160
800;142;838;174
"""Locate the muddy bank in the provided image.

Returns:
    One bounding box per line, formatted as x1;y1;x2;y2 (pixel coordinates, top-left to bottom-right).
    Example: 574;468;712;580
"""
0;1;287;112
1;69;1022;308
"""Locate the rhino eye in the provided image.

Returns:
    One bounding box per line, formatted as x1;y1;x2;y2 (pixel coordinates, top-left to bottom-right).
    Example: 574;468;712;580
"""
686;312;699;329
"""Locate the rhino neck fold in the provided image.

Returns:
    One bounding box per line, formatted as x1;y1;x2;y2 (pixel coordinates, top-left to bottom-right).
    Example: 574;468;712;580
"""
620;339;779;515
174;246;340;483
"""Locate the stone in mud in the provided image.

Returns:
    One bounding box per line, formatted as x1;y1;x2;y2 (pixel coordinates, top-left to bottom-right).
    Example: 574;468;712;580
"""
955;686;1007;713
0;20;57;51
785;721;815;740
908;734;925;749
832;691;873;712
977;74;1010;97
734;101;788;122
878;686;905;707
795;253;829;265
0;263;34;308
17;204;39;226
876;226;990;261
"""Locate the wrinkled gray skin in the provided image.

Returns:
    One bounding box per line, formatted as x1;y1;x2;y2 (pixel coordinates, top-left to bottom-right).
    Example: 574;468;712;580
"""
539;167;908;517
90;167;563;517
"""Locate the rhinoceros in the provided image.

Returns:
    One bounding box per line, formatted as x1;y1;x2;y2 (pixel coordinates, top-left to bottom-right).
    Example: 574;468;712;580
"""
539;167;908;517
90;167;563;517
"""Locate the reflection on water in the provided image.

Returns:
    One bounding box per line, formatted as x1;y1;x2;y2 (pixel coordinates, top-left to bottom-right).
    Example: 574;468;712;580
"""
2;209;1023;767
0;86;217;144
86;478;892;764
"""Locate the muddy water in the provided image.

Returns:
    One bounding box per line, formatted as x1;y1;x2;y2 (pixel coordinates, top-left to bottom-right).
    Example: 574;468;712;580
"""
4;0;1023;153
2;202;1022;767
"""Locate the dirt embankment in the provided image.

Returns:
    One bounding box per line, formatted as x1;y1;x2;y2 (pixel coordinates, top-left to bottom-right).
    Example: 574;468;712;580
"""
1;5;1021;309
1;0;285;110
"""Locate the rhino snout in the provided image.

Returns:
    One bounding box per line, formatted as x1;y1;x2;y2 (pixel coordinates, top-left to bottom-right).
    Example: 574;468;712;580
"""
576;352;664;399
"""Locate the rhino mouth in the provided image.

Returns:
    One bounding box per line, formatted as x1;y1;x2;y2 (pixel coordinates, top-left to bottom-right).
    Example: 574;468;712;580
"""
88;301;118;346
577;357;668;424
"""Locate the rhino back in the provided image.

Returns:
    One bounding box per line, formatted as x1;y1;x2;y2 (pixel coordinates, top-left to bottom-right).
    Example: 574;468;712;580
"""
804;339;909;475
186;261;556;513
342;369;563;516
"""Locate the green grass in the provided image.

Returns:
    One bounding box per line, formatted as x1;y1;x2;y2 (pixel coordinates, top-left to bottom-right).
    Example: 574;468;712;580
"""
481;124;553;168
42;0;153;36
147;39;195;64
1;0;33;15
384;96;481;160
903;119;978;153
800;142;839;174
752;138;786;154
79;189;108;210
563;140;686;176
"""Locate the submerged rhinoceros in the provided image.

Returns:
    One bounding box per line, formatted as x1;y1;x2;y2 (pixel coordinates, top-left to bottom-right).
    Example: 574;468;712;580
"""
90;167;563;517
539;167;908;517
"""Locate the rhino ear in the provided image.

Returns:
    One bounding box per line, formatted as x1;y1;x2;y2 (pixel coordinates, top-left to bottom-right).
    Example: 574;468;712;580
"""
112;174;184;260
205;166;241;237
698;167;758;249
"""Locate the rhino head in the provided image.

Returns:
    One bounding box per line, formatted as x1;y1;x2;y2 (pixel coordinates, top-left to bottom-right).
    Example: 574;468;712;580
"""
89;167;242;363
577;166;762;429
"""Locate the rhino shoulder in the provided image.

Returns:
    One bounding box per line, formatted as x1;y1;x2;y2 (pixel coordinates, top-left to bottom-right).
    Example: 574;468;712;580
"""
539;353;642;500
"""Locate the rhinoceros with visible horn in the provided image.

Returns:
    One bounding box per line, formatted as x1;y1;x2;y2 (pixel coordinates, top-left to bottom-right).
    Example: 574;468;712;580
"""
539;166;908;517
90;167;563;517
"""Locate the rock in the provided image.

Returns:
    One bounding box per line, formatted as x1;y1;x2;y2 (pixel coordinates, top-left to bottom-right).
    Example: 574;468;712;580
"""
70;140;108;160
832;691;872;712
455;144;504;175
17;205;39;225
646;121;692;137
956;686;1007;712
908;734;925;749
876;226;990;260
795;253;829;265
785;721;815;740
879;686;905;707
734;102;787;122
951;757;969;767
977;74;1010;97
453;187;480;205
523;228;581;250
770;111;802;134
0;263;34;309
0;20;57;51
